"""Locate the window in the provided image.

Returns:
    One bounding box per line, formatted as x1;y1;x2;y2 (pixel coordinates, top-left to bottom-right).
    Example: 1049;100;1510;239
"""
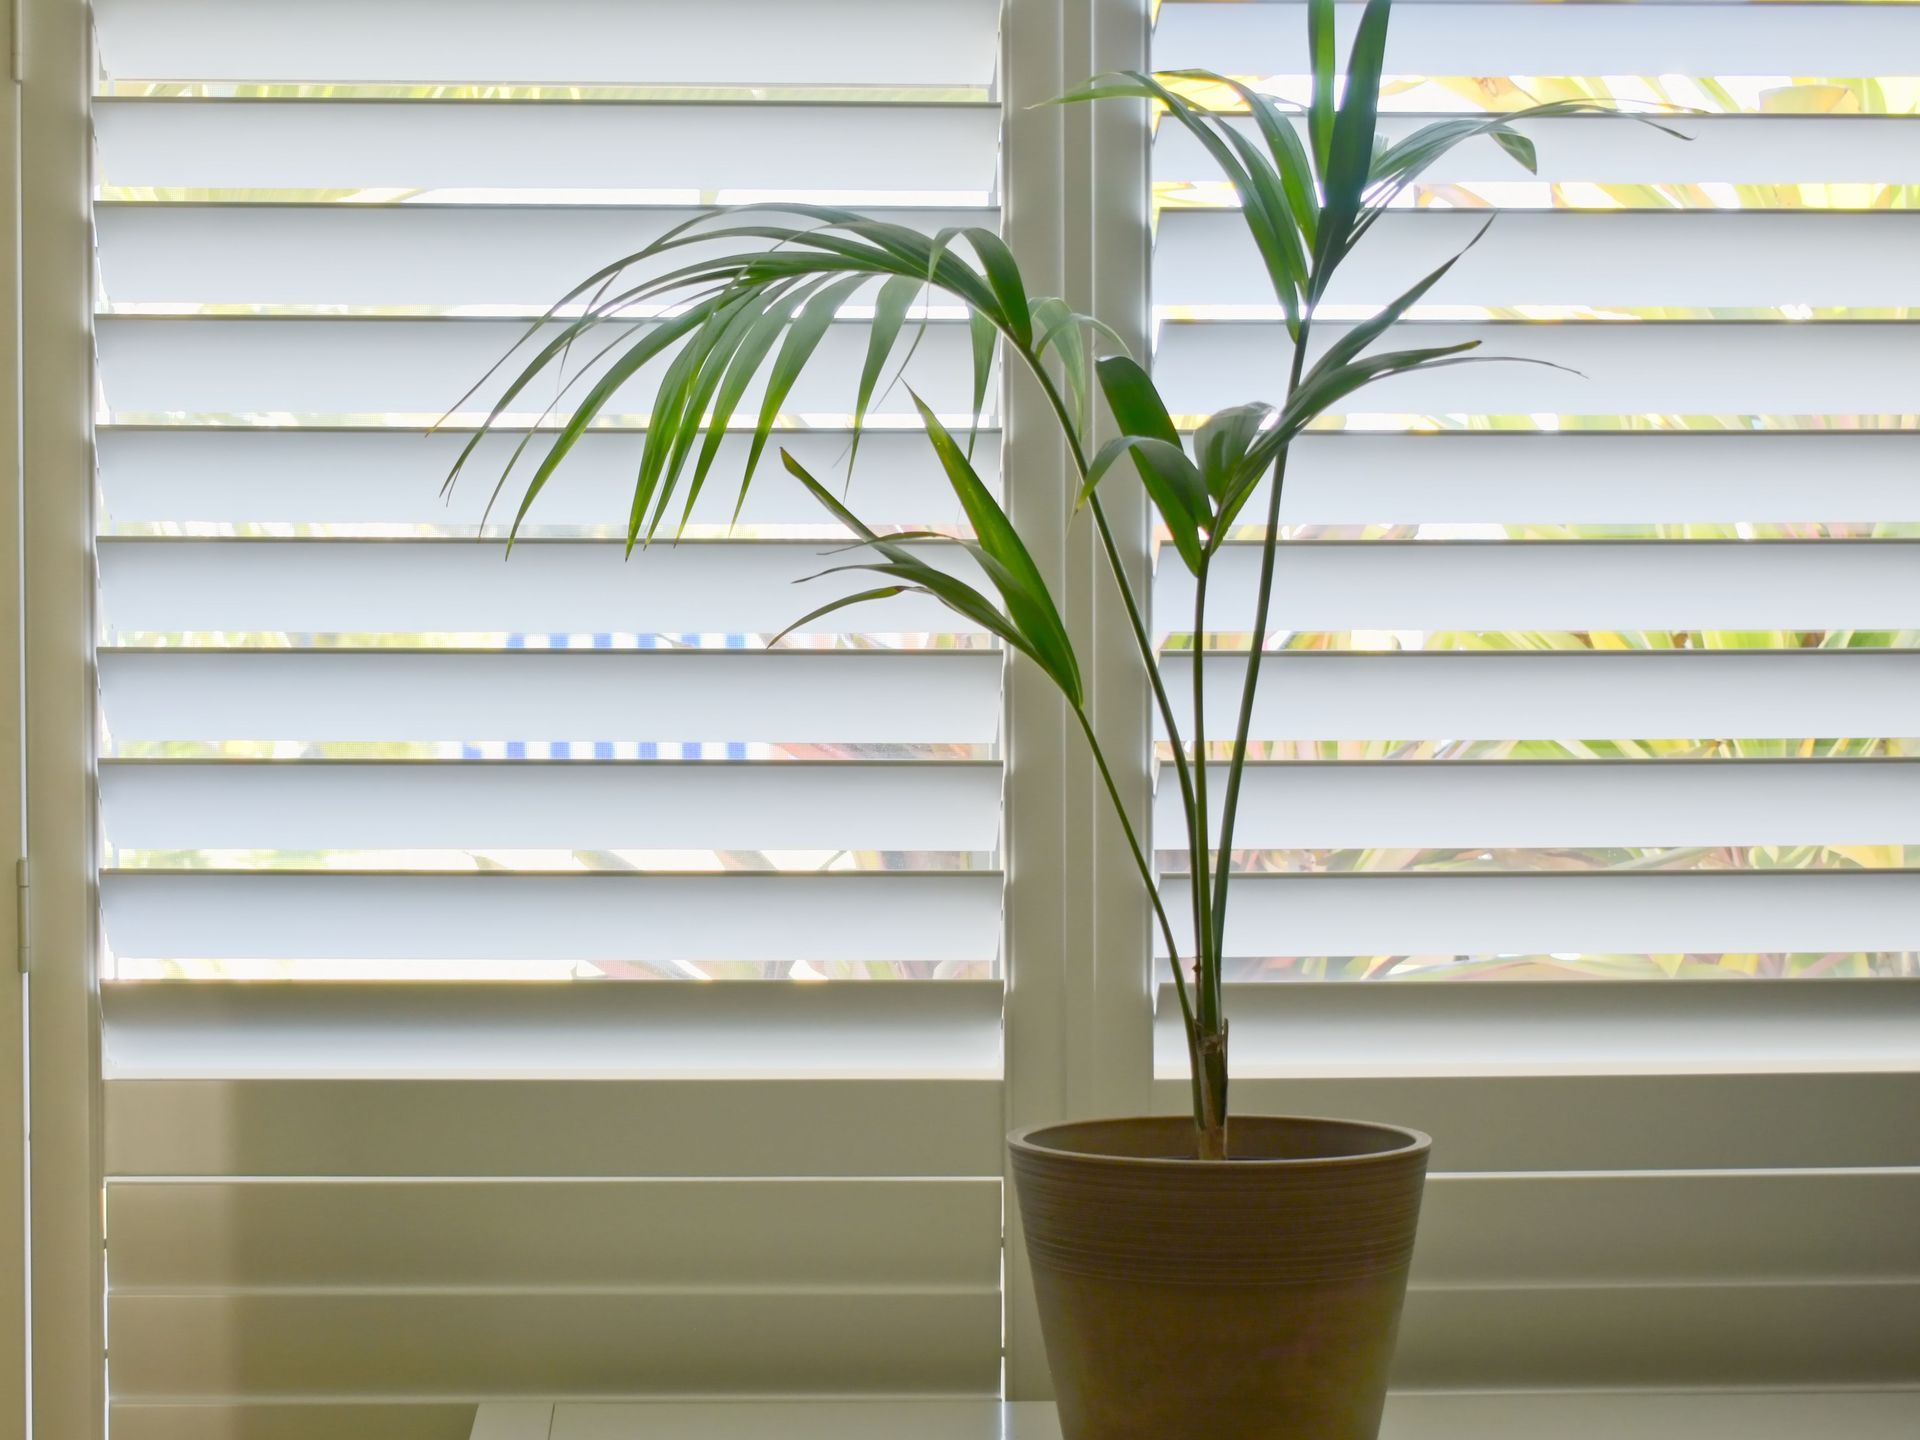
8;0;1914;1432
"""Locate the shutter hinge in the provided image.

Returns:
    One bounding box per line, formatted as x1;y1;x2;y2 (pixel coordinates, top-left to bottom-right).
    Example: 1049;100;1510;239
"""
14;858;27;975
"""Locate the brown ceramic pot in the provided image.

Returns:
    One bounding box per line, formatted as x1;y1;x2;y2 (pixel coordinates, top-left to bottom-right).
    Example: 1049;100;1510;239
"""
1008;1115;1431;1440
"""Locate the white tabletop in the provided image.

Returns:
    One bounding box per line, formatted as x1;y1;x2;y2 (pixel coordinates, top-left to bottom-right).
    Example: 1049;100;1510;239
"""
473;1392;1920;1440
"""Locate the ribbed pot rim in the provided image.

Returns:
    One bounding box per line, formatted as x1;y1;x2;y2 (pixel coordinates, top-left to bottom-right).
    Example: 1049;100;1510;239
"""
1008;1113;1432;1171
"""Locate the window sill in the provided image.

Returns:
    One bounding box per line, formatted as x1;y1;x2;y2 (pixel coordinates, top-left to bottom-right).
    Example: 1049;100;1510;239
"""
473;1392;1920;1440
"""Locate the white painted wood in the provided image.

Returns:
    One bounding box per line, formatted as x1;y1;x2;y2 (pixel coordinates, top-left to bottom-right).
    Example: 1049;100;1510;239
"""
1157;320;1920;421
95;317;982;421
102;871;1002;968
1191;432;1920;528
97;538;988;638
1161;649;1920;744
93;0;1003;86
1154;1;1920;75
1383;1392;1920;1440
1160;1071;1920;1173
106;1177;1001;1289
101;759;1003;855
103;981;1005;1081
995;0;1157;1399
94;101;1000;197
1157;115;1920;188
1162;540;1920;634
996;0;1082;1399
488;1393;1920;1440
1394;1284;1920;1389
1157;871;1920;962
1159;759;1920;850
95;428;1003;529
115;1261;1913;1398
106;1075;1004;1177
94;205;1001;312
110;1289;1002;1398
1156;981;1920;1081
1415;1170;1920;1286
0;2;26;1433
99;649;1005;748
22;0;106;1434
1160;211;1920;312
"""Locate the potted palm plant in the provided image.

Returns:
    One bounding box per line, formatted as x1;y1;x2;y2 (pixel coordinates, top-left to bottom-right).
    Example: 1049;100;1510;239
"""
446;2;1678;1434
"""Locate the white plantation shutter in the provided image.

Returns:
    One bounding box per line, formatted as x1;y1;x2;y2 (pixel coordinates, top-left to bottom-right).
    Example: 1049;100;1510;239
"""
35;0;1914;1426
90;1;1008;1435
1148;0;1920;1391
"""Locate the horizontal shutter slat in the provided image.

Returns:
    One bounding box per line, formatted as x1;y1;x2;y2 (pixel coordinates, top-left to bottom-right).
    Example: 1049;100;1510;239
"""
101;760;1002;857
1153;2;1920;78
108;1290;1002;1398
94;0;1002;86
1155;760;1920;849
99;539;988;640
95;99;1000;196
1154;320;1920;418
1159;541;1920;633
1160;650;1920;742
98;429;999;532
103;981;1005;1081
1194;433;1920;528
1156;114;1920;189
100;649;1004;746
108;1178;1003;1288
1180;1072;1920;1172
96;203;999;308
1415;1170;1920;1286
103;871;1003;966
1155;980;1920;1080
1159;210;1920;311
1393;1283;1920;1390
106;1074;1006;1176
96;316;985;420
1155;871;1920;957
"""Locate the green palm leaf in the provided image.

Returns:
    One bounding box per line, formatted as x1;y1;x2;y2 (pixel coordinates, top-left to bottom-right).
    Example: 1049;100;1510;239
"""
1314;0;1391;285
778;448;1083;706
849;274;925;479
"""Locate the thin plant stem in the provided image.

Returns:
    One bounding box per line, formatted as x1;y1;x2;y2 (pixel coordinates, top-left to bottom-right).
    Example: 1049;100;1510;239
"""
1192;564;1227;1158
1072;706;1205;1127
1209;327;1313;962
1189;565;1215;1012
1015;347;1208;1054
1023;350;1200;836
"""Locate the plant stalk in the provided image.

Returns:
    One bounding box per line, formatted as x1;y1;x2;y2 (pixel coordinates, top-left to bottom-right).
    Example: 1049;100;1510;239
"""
1209;329;1314;964
1191;562;1228;1159
1018;350;1208;1033
1197;1025;1229;1161
1190;566;1216;999
1023;342;1240;1154
1072;706;1206;1127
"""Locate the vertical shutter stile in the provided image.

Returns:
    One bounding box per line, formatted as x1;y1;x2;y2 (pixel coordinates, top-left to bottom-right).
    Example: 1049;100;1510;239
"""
1148;0;1920;1393
90;2;1010;1433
